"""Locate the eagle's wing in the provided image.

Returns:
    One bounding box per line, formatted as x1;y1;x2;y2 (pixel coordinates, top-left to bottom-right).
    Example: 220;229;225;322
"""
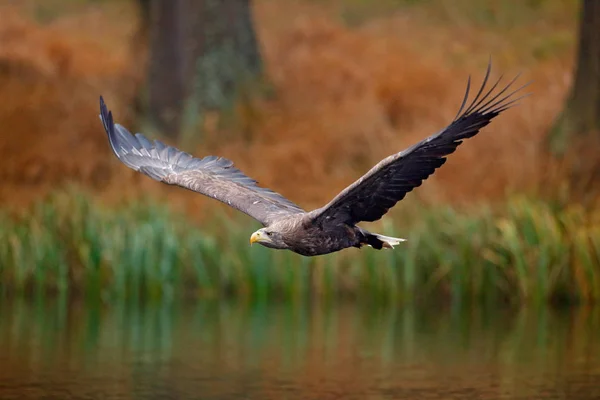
99;97;304;226
310;62;529;226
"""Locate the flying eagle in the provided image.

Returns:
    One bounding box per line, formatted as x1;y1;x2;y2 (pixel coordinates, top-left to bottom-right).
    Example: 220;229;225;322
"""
99;63;527;257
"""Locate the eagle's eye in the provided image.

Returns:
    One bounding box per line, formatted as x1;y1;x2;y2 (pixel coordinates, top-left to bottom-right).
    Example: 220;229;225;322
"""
266;231;272;236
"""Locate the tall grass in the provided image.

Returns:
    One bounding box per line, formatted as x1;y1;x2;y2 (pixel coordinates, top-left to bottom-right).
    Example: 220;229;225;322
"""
1;189;599;305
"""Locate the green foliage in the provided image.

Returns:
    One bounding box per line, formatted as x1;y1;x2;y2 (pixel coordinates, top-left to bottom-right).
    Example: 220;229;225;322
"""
1;189;599;305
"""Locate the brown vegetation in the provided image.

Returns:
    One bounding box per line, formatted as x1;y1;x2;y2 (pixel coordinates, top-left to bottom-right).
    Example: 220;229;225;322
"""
0;3;141;207
0;0;578;218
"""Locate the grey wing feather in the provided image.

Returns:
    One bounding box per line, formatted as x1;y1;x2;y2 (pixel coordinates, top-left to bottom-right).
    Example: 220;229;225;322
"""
99;97;304;226
310;61;530;226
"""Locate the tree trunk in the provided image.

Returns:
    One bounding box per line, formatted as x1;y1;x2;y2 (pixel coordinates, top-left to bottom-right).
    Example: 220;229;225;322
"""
145;0;187;137
542;0;600;204
140;0;263;140
547;0;600;155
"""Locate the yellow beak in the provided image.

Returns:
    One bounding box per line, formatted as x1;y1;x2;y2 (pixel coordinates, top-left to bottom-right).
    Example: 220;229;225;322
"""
250;231;261;245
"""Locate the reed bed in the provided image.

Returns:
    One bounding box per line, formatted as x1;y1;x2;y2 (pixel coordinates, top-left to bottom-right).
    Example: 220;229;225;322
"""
0;188;598;305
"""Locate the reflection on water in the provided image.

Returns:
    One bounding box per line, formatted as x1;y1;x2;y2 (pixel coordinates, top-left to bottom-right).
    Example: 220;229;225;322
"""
0;297;598;399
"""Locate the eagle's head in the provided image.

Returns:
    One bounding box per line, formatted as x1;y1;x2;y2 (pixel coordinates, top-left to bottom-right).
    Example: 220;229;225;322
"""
249;227;288;250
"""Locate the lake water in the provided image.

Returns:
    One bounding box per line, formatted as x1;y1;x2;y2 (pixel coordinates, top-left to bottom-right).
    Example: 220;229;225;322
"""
0;298;598;399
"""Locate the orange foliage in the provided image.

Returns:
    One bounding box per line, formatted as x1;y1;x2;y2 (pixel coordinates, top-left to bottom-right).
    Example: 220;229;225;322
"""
0;4;141;208
0;1;576;217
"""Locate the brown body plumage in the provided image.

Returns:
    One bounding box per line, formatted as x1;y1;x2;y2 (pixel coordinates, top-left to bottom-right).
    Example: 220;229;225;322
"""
99;62;528;257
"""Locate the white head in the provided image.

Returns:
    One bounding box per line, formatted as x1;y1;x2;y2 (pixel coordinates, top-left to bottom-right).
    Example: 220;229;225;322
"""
249;227;288;250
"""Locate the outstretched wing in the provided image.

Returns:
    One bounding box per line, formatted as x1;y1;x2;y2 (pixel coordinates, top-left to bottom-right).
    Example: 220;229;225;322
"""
99;97;304;226
310;61;529;226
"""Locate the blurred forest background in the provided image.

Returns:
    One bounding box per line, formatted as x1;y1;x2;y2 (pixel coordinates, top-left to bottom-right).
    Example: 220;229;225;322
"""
1;0;599;306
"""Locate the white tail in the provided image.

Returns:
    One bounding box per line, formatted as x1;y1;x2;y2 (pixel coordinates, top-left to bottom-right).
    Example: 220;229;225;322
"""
373;233;407;249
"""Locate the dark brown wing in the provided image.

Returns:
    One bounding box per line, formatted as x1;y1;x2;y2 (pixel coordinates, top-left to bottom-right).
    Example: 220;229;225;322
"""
99;97;304;226
310;62;529;226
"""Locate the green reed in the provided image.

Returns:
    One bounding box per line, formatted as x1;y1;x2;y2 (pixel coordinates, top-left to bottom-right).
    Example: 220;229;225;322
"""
0;189;599;305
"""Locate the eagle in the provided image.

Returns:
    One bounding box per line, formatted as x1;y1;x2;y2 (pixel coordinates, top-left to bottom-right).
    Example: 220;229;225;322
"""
99;62;528;257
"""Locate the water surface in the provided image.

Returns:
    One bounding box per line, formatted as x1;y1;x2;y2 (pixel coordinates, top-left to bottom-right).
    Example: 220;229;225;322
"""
0;298;598;399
